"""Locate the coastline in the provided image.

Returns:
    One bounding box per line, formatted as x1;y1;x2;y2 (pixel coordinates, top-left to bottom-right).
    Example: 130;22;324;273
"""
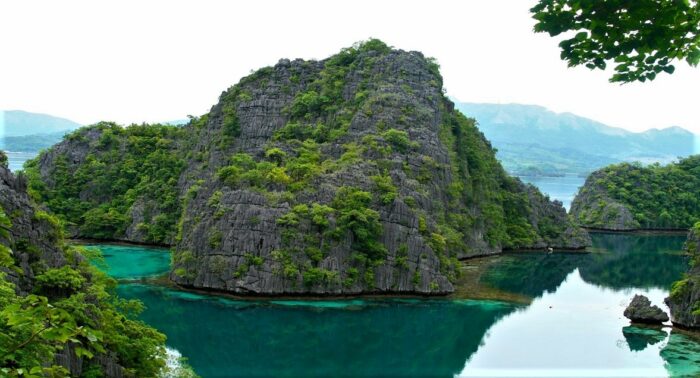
583;227;689;235
132;274;458;302
69;237;171;249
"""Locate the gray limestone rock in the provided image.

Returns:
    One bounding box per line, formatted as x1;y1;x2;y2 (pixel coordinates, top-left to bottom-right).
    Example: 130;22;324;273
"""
31;42;591;297
665;227;700;328
0;162;129;375
570;170;640;231
624;294;669;324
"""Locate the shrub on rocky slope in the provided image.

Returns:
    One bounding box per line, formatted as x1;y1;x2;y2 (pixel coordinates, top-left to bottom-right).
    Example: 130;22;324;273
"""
1;154;170;375
571;156;700;230
666;223;700;328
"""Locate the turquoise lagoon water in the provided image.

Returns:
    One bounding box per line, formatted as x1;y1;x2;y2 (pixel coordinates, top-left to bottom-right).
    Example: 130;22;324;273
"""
86;244;171;280
93;233;700;377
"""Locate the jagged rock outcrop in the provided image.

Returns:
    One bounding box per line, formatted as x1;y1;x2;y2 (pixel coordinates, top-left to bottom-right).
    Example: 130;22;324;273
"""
624;294;669;324
520;184;590;249
570;172;639;230
27;40;590;296
666;224;700;328
0;157;66;294
26;124;185;245
571;157;700;230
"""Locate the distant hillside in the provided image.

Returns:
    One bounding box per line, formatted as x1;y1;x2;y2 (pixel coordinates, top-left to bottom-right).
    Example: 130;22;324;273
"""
1;110;81;137
0;132;65;153
454;102;695;176
0;111;81;154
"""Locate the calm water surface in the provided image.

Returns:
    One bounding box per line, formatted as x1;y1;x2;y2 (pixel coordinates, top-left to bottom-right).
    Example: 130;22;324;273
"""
517;174;585;210
5;151;36;171
87;244;170;279
90;233;700;377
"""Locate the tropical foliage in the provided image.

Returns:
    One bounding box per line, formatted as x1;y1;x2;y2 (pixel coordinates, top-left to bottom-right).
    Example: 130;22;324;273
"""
24;122;186;244
575;156;700;228
531;0;700;83
0;209;169;376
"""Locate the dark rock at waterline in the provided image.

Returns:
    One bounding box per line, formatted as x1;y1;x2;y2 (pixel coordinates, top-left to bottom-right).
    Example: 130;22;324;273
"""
624;294;669;324
665;226;700;328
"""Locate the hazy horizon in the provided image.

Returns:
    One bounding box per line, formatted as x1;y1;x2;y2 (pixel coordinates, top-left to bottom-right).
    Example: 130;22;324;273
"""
1;0;699;134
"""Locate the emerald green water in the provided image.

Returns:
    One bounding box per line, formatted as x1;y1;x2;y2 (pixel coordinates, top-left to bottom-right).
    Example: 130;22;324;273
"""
92;233;700;377
86;244;170;280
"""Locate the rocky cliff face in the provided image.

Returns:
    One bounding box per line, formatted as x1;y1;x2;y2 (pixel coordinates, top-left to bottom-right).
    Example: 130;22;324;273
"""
570;170;640;230
0;157;66;294
26;124;186;245
28;40;589;296
571;158;700;230
666;224;700;328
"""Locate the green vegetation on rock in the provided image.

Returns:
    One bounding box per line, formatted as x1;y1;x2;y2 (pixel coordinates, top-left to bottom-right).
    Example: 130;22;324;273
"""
666;222;700;328
571;156;700;230
25;39;588;296
24;122;187;244
0;165;175;376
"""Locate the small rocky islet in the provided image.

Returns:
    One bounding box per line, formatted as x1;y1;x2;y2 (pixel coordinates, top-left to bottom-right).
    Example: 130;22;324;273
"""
624;294;669;324
24;39;589;298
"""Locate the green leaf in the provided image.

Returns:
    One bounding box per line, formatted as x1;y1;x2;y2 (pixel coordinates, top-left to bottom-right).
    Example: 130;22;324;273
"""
75;346;94;359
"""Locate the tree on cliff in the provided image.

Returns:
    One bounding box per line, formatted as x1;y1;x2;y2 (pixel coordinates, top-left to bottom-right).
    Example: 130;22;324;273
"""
531;0;700;83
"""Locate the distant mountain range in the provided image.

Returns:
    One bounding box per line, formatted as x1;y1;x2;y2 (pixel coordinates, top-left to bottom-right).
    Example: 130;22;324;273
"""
1;110;81;137
1;110;82;153
454;102;696;176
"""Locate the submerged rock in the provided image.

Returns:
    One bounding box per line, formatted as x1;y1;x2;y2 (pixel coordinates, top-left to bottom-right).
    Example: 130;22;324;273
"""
622;326;667;352
624;294;669;324
665;224;700;328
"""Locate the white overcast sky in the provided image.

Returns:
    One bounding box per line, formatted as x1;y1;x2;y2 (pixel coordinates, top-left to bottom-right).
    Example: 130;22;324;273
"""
1;0;699;134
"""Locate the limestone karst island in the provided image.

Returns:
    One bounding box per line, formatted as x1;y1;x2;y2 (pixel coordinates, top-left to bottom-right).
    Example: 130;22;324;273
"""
2;1;700;377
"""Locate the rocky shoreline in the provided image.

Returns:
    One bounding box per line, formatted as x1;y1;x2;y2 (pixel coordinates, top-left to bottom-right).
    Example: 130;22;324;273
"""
582;228;689;235
665;225;700;329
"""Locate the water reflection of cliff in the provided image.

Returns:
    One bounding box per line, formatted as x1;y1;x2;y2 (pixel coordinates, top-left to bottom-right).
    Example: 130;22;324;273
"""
580;233;689;290
622;326;700;377
118;284;519;377
480;233;688;299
